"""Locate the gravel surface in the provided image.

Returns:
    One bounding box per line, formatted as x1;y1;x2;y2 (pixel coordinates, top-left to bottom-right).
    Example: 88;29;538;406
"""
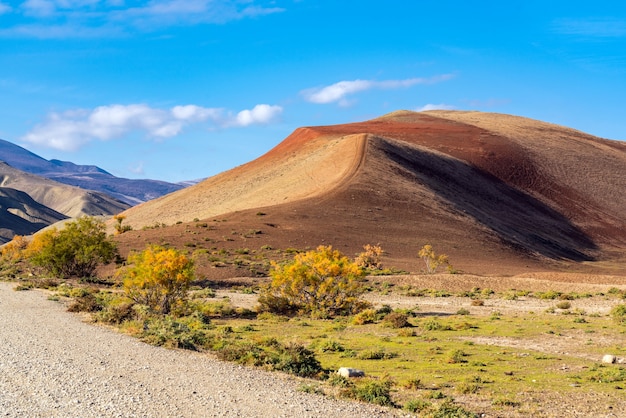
0;282;402;418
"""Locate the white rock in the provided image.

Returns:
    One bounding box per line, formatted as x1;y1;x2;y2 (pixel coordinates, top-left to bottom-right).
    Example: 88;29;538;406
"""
337;367;365;378
602;354;616;364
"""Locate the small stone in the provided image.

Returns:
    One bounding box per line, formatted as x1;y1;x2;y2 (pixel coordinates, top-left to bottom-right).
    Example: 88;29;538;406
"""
337;367;365;378
602;354;617;364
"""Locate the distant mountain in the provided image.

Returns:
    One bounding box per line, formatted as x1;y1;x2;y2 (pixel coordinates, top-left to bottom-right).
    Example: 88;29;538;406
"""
0;138;185;205
0;161;129;218
0;161;131;243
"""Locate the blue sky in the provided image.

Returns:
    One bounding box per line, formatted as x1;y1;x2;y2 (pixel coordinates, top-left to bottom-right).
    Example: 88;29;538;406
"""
0;1;625;183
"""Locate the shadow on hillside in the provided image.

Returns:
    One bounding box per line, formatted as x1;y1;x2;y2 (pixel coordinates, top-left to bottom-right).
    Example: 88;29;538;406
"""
376;137;598;262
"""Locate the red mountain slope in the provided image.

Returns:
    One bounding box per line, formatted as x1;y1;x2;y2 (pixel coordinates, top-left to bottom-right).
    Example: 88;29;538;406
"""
115;111;626;275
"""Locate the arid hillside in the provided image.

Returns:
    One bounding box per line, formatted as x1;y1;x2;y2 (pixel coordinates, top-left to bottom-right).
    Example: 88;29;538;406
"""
0;187;67;243
114;111;626;276
0;162;130;243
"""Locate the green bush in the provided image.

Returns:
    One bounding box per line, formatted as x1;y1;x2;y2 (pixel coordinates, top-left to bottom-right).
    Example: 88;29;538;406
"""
403;377;422;389
356;349;397;360
327;374;353;388
446;349;467;364
424;318;450;331
94;295;136;324
536;290;561;300
212;338;322;377
141;315;209;350
317;339;345;353
349;380;393;407
27;216;117;278
611;304;626;324
431;400;478;418
456;381;480;394
556;301;571;310
404;399;431;413
274;343;322;377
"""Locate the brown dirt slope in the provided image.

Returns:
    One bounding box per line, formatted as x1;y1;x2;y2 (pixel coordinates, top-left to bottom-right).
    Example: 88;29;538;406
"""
119;130;366;226
115;111;626;276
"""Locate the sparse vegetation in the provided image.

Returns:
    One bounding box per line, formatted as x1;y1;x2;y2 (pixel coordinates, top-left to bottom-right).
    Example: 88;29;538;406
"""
418;244;450;274
113;214;132;235
12;228;625;416
611;304;626;324
39;274;626;417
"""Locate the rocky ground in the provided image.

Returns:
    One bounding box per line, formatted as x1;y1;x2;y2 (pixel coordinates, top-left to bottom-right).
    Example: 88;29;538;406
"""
0;282;406;418
2;272;625;417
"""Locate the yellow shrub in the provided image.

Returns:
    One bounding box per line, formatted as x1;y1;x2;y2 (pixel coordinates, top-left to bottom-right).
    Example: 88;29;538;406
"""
120;245;194;315
355;244;384;270
1;235;29;263
418;244;450;274
259;245;367;317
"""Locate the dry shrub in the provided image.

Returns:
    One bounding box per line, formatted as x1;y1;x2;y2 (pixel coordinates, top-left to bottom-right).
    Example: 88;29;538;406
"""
355;244;384;270
67;293;102;313
383;312;410;328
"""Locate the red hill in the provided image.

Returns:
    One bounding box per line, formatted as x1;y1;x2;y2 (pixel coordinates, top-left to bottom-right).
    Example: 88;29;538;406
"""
113;111;626;277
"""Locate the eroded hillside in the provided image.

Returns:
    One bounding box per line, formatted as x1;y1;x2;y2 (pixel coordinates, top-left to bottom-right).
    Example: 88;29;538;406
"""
112;111;626;276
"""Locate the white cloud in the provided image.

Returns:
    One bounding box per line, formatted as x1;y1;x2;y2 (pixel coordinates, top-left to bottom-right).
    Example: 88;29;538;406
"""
232;104;283;127
22;102;280;151
22;0;56;17
0;2;12;14
302;80;372;105
171;104;222;122
416;104;456;112
302;74;455;105
2;1;285;38
113;1;285;30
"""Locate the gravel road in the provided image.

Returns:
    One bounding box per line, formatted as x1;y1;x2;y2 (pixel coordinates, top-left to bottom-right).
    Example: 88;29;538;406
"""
0;282;401;417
